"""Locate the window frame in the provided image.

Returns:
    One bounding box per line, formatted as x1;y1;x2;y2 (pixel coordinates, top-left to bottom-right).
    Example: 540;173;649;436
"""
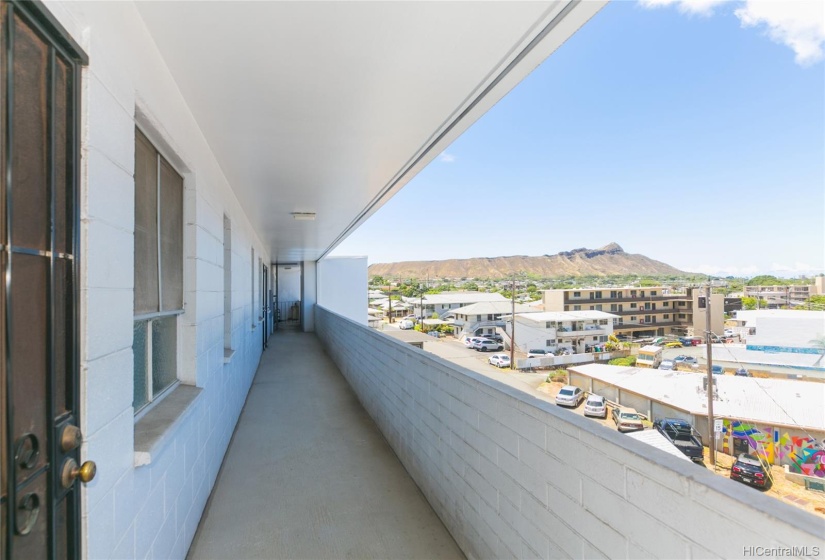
133;126;185;416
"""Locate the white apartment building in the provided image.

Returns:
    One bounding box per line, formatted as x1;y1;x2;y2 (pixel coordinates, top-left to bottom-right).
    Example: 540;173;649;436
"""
412;291;509;319
511;311;619;354
731;310;825;354
2;2;820;559
451;301;534;339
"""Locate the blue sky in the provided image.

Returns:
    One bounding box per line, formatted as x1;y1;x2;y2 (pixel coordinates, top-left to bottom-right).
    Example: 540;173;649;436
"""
331;1;825;278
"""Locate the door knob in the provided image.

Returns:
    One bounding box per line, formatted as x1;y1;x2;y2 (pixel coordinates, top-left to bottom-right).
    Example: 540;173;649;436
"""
60;458;97;489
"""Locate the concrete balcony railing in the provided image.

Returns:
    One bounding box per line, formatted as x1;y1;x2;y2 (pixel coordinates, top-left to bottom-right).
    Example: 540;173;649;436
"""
315;305;824;558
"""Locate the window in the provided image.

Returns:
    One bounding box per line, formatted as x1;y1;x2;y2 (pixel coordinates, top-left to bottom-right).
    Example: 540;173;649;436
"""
599;319;608;325
630;303;637;308
595;304;603;311
640;291;645;297
224;216;232;350
599;335;608;342
573;305;581;311
589;306;594;310
651;290;657;296
546;339;553;346
610;304;618;311
679;313;686;319
631;316;637;321
251;247;255;327
664;314;670;319
663;302;670;307
595;291;602;298
133;129;184;412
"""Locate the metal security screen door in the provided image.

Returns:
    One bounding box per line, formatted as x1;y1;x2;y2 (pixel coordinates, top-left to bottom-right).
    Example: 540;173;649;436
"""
0;2;88;559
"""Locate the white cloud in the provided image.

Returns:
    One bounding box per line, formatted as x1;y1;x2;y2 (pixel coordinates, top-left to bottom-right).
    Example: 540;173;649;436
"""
638;0;727;17
689;264;761;277
687;262;823;277
735;0;825;66
639;0;825;66
439;152;456;163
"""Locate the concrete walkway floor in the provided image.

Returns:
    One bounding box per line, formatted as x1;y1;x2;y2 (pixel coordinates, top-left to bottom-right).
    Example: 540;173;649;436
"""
187;328;464;560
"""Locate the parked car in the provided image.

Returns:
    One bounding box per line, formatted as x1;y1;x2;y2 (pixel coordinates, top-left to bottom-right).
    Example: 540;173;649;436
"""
397;319;414;330
475;339;504;352
664;341;683;348
654;418;704;462
555;385;585;408
612;407;645;432
711;365;724;375
735;368;752;377
659;360;675;371
681;356;698;366
673;355;688;363
464;337;484;348
528;349;554;358
724;329;734;337
480;333;503;342
730;453;771;489
401;315;417;322
488;353;510;368
583;394;607;418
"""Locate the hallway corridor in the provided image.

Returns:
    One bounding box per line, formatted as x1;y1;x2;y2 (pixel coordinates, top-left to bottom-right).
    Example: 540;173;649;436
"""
187;329;463;559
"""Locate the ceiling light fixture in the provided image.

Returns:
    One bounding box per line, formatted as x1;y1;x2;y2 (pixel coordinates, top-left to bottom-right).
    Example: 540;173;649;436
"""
291;212;316;221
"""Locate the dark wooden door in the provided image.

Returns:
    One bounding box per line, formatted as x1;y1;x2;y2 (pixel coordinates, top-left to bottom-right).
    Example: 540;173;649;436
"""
1;2;87;558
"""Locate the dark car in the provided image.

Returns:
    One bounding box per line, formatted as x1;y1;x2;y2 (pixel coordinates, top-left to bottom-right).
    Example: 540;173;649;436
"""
730;453;771;489
735;368;752;377
711;365;724;375
653;418;704;462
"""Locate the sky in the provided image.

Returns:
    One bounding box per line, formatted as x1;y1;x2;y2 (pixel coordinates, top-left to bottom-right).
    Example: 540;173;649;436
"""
330;0;825;278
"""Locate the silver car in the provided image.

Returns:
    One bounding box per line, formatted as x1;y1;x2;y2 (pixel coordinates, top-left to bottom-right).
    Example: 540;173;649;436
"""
555;385;585;408
583;394;607;418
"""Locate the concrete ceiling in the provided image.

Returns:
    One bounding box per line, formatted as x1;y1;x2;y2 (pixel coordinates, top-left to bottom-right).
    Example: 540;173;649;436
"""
135;1;605;263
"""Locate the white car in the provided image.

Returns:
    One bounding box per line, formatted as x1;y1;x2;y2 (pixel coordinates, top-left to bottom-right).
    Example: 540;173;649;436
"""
583;394;607;418
555;385;585;408
724;329;734;337
397;319;414;330
473;339;503;352
659;360;675;371
488;353;510;368
464;337;484;348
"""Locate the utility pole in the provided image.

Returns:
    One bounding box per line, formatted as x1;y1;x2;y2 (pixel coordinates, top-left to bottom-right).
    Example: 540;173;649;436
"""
705;283;716;466
510;276;516;370
388;279;393;323
420;289;425;333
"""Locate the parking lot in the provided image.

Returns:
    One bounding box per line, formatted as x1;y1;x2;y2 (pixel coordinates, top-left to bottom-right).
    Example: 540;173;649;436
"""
418;335;825;518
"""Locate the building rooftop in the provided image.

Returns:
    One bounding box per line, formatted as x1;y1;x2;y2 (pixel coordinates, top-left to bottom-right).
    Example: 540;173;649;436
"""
733;309;825;322
422;292;509;305
570;363;825;432
516;310;620;322
451;301;534;316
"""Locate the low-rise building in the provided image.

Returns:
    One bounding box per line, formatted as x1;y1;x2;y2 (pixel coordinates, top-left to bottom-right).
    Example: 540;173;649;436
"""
413;291;509;319
569;364;825;477
744;283;822;307
451;301;534;339
543;286;723;339
510;310;618;354
730;309;825;354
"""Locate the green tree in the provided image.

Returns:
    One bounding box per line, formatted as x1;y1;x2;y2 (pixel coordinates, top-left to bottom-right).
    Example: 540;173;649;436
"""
370;275;386;286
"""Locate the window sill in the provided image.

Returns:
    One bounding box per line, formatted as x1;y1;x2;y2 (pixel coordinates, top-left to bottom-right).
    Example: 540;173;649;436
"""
134;385;202;467
223;348;236;364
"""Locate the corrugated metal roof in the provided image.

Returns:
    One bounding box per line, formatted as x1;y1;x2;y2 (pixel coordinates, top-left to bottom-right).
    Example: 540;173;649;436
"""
570;364;825;432
452;301;534;315
516;310;619;322
423;292;508;305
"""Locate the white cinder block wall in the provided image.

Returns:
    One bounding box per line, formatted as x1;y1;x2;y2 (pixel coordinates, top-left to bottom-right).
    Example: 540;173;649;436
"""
43;1;269;558
317;257;368;325
316;307;825;559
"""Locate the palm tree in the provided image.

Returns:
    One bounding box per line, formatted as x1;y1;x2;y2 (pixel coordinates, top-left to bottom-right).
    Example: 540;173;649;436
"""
810;334;825;367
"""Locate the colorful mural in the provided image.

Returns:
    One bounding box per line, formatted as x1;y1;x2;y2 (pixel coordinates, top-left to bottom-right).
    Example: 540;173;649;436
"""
779;433;825;478
720;419;825;478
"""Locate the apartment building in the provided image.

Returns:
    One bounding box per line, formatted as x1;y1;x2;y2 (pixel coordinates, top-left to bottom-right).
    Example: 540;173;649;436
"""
511;310;619;354
412;291;509;319
744;283;822;306
451;301;534;339
2;1;820;559
543;287;724;339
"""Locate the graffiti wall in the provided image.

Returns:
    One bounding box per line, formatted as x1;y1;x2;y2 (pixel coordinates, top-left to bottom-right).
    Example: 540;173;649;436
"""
720;420;825;478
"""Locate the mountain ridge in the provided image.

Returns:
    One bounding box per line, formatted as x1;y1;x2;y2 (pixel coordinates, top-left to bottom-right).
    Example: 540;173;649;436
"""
368;243;687;279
